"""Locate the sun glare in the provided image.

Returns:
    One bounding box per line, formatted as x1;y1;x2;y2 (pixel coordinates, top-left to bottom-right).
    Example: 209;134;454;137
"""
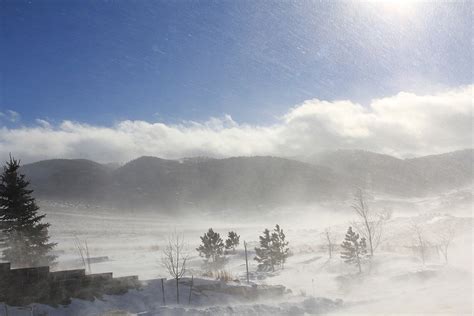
362;0;419;18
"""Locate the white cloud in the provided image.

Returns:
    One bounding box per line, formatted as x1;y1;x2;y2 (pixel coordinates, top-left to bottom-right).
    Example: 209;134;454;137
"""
35;119;52;129
0;85;472;163
0;110;20;123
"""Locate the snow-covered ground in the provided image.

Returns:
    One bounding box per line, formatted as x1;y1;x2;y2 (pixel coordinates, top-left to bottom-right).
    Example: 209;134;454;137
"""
4;196;473;315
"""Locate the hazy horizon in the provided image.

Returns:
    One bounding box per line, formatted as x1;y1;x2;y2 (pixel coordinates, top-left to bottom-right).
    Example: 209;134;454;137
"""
11;147;474;166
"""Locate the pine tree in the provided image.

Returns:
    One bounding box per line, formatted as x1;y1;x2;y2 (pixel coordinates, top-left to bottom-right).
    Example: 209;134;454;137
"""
254;228;275;271
271;224;289;269
0;156;56;268
225;231;240;253
196;228;225;270
254;224;289;272
340;226;368;273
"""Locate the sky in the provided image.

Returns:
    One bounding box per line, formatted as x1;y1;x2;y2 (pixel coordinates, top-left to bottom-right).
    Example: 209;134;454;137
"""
0;0;472;162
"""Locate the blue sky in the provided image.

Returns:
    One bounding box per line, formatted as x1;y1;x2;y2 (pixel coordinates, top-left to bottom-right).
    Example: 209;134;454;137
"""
1;0;471;127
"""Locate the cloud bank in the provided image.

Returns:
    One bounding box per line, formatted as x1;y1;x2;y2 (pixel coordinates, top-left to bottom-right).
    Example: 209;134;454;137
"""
0;85;472;163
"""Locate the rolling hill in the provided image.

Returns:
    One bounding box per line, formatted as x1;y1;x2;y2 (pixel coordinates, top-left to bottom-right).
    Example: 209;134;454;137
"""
19;149;473;212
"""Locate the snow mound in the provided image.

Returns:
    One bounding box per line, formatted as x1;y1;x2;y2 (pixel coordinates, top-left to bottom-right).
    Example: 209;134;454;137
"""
136;297;342;315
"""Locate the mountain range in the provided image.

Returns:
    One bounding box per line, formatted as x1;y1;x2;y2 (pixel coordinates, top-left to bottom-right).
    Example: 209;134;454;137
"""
19;149;473;213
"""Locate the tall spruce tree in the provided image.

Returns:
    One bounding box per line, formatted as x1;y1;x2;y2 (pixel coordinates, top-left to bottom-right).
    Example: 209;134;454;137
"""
340;226;368;273
0;156;56;267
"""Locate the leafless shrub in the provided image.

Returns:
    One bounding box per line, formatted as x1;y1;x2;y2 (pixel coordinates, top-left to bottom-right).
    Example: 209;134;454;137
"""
321;227;337;259
436;220;457;264
74;236;92;274
410;220;428;265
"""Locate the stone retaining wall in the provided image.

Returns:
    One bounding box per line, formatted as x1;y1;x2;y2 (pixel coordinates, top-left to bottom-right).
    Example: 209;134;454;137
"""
0;262;140;306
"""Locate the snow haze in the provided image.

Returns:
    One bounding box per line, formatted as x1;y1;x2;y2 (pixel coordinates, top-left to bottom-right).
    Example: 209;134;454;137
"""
1;0;472;315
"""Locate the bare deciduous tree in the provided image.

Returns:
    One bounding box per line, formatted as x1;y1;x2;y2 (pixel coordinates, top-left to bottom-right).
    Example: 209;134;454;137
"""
351;188;391;256
437;221;457;264
162;232;188;304
410;220;428;265
322;228;337;259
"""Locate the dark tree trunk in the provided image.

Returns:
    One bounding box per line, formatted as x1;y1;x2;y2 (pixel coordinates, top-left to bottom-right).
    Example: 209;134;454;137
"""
244;241;249;284
161;278;166;306
176;277;179;304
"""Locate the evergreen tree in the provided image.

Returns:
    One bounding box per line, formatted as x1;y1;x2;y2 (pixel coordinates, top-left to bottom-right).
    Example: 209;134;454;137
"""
254;224;289;272
340;226;368;273
271;224;289;269
196;228;225;270
0;156;56;267
225;231;240;253
254;228;275;271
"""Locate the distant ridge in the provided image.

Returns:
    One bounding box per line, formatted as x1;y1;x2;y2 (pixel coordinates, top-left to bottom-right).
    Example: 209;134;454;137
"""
311;149;472;196
19;149;473;212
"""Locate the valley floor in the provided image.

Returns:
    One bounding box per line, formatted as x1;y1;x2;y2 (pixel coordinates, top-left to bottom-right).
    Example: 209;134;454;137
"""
3;200;473;315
